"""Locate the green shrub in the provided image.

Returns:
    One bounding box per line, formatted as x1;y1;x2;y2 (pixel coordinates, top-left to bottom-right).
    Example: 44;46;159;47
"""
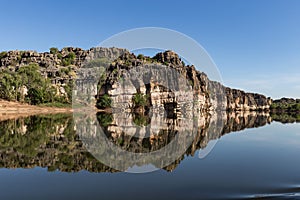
57;53;62;59
27;88;44;105
96;112;113;127
271;101;300;111
182;61;186;66
0;72;16;101
62;52;76;66
50;47;59;54
0;63;70;106
68;52;76;60
133;114;149;126
59;67;71;75
137;54;144;59
132;93;148;107
96;94;112;108
0;51;7;59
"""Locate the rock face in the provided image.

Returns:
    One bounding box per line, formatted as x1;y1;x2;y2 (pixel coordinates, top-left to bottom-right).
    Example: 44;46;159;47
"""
0;48;272;110
0;47;128;85
225;88;272;111
98;50;272;111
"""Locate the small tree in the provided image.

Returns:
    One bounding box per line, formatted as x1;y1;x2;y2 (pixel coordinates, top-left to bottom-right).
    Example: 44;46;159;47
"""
132;93;148;107
97;112;113;127
137;54;144;59
96;94;112;109
0;51;7;59
50;47;59;54
27;88;44;105
62;52;76;66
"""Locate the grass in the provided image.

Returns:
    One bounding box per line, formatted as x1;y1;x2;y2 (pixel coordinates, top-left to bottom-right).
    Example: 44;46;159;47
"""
39;102;72;108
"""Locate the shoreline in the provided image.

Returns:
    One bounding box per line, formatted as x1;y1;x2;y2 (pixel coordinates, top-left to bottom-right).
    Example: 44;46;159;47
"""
0;100;73;121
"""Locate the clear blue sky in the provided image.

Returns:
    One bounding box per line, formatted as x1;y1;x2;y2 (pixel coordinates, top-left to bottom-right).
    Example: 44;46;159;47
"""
1;0;299;99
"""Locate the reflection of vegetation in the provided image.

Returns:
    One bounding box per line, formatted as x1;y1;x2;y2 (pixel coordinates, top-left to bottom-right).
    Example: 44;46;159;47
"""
133;114;149;126
0;114;119;173
132;93;148;107
271;113;300;123
1;111;293;172
0;114;71;157
97;112;113;127
96;94;112;109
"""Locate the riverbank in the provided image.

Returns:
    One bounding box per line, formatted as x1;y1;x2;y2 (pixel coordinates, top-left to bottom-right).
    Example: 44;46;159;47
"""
0;100;72;121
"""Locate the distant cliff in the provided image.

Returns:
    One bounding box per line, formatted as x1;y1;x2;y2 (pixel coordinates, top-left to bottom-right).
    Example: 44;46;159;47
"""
0;47;272;110
96;50;272;112
0;47;126;105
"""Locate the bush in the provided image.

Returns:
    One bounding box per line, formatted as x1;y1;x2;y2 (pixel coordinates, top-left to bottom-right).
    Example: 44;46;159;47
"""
62;52;76;66
50;47;59;54
133;114;149;126
96;94;112;108
132;93;148;107
68;52;76;59
0;71;16;101
0;63;70;106
137;54;144;59
59;67;71;76
97;112;113;127
0;51;7;59
27;88;44;105
57;53;62;59
270;100;300;112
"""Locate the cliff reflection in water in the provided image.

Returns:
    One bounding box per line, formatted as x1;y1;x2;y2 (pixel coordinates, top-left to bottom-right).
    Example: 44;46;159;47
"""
0;111;296;172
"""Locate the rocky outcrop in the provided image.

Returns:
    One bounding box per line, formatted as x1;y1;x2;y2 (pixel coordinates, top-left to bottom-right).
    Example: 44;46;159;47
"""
0;47;128;85
0;48;272;110
98;50;272;112
225;88;272;111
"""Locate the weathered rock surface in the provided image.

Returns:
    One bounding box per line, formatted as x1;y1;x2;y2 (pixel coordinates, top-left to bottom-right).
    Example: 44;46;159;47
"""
0;47;127;85
0;48;272;110
225;88;272;111
98;50;272;111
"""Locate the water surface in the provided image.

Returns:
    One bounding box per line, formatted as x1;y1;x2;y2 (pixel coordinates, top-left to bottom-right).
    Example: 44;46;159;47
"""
0;113;299;199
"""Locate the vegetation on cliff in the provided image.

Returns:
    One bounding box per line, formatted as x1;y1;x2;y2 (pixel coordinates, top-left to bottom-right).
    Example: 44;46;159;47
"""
0;63;72;106
96;94;112;109
270;98;300;113
1;47;299;112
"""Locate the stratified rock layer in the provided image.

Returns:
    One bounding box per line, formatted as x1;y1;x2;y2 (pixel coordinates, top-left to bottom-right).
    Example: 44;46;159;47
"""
0;48;272;110
99;50;272;111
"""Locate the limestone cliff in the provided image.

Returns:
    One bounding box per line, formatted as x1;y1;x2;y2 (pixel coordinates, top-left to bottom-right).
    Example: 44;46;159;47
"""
97;50;272;112
0;47;272;110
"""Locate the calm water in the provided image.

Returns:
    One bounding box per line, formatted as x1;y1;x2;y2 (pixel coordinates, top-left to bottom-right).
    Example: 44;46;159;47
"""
0;113;300;199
